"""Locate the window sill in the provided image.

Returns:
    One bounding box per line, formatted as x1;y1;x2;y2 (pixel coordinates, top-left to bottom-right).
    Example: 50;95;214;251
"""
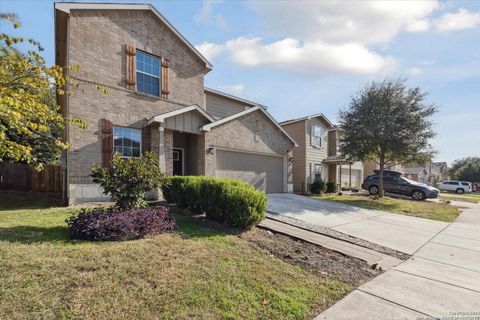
134;91;163;100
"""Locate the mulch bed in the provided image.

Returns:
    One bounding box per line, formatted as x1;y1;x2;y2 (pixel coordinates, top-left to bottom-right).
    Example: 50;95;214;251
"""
240;227;381;286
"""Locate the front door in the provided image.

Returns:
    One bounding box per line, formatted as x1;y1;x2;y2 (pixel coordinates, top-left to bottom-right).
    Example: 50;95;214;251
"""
172;148;183;176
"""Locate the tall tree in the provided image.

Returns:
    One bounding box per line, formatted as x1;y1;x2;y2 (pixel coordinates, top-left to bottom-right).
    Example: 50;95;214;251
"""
0;15;89;170
449;157;480;182
339;78;437;197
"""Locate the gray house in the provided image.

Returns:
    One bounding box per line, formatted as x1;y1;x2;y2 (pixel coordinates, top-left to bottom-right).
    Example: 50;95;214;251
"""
55;2;297;204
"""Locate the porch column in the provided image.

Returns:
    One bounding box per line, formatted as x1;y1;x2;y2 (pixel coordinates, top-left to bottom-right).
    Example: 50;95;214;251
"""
158;126;166;173
338;163;342;194
349;164;352;189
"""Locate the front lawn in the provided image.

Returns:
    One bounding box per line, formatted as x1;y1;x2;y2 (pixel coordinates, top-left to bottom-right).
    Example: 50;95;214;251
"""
313;194;461;222
0;192;350;320
440;192;480;204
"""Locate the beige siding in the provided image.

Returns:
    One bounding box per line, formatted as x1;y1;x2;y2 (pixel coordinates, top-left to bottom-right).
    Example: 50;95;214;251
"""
164;110;209;134
282;121;306;193
205;92;251;119
305;118;330;185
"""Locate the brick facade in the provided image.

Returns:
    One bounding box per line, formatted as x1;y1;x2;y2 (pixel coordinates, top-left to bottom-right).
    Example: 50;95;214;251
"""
205;110;294;183
66;9;206;185
59;5;295;203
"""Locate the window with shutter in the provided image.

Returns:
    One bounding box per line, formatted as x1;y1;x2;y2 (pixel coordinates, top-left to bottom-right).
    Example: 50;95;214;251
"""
136;50;160;96
101;119;113;167
125;45;136;90
113;126;142;158
161;58;170;99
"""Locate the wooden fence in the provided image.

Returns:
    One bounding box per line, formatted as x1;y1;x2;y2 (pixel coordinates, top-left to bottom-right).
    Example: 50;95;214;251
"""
0;163;63;193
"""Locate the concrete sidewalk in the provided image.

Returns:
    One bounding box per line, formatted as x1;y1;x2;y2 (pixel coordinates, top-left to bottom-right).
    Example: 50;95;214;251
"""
267;193;449;255
317;203;480;319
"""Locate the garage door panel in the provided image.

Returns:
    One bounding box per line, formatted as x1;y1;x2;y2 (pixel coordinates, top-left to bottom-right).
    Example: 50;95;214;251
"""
216;150;284;193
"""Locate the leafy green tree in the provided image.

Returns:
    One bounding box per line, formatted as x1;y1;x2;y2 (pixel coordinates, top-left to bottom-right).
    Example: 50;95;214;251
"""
91;152;165;209
449;157;480;182
0;15;94;170
339;78;437;197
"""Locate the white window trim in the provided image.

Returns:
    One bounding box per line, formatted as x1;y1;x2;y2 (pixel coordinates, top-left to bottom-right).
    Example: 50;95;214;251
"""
312;124;322;148
136;50;161;96
113;126;142;158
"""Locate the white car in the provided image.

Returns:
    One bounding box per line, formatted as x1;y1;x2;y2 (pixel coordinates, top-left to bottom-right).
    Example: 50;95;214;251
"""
437;181;473;194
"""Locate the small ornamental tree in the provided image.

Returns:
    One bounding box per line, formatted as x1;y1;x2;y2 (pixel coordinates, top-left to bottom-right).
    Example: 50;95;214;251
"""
91;152;165;209
339;78;437;197
449;157;480;182
0;15;107;170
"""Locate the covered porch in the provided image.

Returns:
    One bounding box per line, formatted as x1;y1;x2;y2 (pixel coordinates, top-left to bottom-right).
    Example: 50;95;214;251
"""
147;105;214;176
323;156;364;191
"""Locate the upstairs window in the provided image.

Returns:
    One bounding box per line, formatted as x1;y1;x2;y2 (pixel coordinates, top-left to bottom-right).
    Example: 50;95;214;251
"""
136;50;160;96
312;125;322;148
113;126;141;158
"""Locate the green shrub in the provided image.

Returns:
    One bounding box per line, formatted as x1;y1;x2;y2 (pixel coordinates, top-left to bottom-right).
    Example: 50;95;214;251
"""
326;181;337;193
91;152;164;209
310;179;327;194
161;176;266;228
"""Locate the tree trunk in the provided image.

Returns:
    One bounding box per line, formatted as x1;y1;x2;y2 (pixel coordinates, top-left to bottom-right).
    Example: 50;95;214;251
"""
378;157;385;198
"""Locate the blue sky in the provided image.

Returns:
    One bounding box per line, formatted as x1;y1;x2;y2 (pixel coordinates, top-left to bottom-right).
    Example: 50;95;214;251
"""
1;0;479;164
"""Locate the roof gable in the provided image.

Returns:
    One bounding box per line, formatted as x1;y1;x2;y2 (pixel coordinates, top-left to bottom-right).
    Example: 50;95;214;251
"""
55;2;212;70
280;113;334;128
201;107;298;147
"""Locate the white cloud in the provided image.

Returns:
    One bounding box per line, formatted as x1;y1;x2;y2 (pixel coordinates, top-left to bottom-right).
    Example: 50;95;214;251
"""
406;67;423;76
406;19;430;32
223;37;396;75
247;1;439;44
434;8;480;32
195;42;225;61
195;1;478;76
217;84;245;95
194;0;228;29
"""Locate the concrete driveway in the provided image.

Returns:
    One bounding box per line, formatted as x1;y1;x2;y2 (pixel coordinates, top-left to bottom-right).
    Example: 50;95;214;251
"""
267;193;449;255
317;202;480;319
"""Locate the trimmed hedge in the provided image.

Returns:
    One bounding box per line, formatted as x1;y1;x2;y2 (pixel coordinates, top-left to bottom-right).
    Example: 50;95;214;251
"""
326;181;337;193
162;176;267;228
66;207;176;241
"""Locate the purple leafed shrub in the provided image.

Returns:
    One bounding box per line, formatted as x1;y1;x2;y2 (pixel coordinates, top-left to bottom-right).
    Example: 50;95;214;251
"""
66;207;176;241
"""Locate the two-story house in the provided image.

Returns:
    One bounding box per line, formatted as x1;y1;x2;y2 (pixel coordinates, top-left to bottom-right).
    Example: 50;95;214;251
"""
55;2;296;204
280;114;363;194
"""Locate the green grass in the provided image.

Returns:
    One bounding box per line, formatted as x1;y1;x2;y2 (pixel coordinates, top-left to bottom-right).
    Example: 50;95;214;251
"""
440;192;480;204
313;194;461;222
0;192;350;319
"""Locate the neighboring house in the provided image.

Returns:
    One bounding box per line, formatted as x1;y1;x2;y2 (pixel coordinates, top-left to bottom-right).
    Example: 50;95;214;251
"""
55;2;297;204
434;162;450;181
405;162;446;185
280;114;363;194
404;166;429;184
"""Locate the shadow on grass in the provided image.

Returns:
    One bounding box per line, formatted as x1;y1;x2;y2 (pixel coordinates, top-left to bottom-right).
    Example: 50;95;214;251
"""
0;191;64;211
0;225;69;243
173;212;242;239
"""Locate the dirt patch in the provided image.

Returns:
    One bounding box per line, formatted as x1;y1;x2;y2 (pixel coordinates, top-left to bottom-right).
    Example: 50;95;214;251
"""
240;227;381;286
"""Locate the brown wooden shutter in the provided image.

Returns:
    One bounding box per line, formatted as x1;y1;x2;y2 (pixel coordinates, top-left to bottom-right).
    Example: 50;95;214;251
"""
101;119;113;167
125;45;136;90
161;58;170;98
142;126;152;154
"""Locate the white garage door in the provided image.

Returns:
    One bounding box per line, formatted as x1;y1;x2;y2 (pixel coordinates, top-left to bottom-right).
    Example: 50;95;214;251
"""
216;149;285;193
341;168;362;189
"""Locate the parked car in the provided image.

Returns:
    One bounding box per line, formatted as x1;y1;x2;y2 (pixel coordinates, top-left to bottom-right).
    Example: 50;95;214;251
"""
373;169;403;177
362;175;439;200
437;181;473;194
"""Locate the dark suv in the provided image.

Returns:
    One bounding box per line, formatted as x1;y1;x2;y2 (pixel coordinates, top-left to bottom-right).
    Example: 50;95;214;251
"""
361;174;440;200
